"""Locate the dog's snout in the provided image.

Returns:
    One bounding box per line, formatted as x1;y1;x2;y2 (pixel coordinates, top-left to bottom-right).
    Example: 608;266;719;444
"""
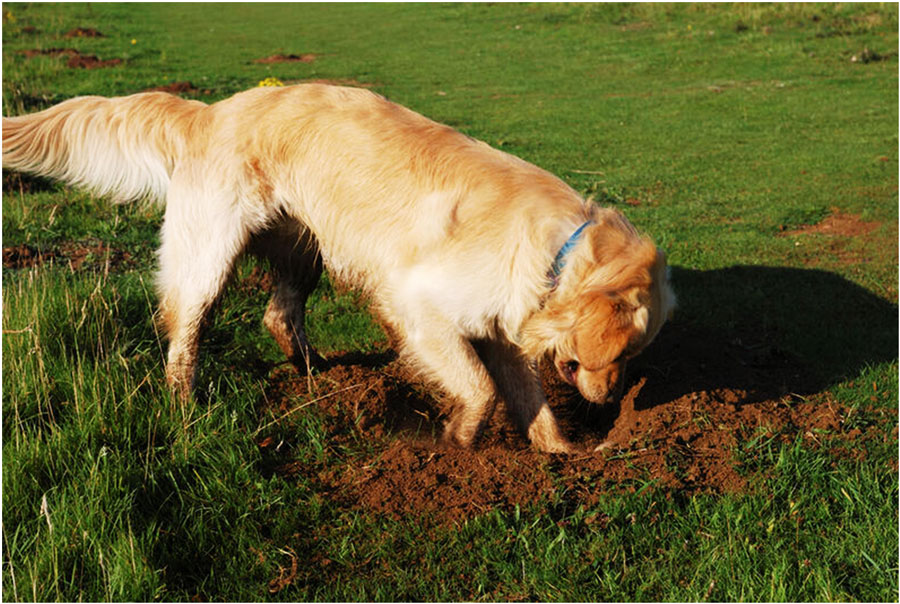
570;360;627;406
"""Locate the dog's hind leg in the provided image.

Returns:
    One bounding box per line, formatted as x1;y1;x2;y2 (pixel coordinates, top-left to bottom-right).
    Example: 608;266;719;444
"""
474;339;574;453
249;217;325;372
157;185;252;400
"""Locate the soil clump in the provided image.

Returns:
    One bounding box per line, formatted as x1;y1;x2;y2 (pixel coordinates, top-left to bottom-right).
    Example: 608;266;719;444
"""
259;318;894;525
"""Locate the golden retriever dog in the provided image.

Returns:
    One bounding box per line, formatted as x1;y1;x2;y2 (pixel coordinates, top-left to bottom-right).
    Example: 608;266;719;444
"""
3;84;674;453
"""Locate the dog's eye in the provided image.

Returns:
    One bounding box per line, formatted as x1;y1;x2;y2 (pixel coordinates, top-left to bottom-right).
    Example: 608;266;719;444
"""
565;360;580;374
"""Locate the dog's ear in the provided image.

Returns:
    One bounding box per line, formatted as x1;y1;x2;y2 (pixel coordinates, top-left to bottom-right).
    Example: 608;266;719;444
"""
519;302;578;361
585;218;658;295
586;211;646;259
573;291;636;370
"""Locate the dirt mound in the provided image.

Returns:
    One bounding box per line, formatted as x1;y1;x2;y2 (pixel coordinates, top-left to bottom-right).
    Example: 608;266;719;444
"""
300;78;378;89
3;170;57;194
254;53;316;64
65;53;121;69
20;47;78;58
3;244;53;269
778;209;890;268
20;47;121;69
260;318;893;524
2;241;134;271
144;82;219;97
145;81;204;95
780;209;880;238
63;27;103;38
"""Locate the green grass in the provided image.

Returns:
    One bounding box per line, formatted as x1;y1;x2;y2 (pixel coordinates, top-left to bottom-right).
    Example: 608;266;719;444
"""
3;3;898;601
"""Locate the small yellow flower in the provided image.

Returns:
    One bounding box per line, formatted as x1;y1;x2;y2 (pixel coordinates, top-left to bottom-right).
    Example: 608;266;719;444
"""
131;38;137;44
257;77;285;87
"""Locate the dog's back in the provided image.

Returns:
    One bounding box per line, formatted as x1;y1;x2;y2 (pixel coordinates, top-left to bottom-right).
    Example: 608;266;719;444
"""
175;85;589;299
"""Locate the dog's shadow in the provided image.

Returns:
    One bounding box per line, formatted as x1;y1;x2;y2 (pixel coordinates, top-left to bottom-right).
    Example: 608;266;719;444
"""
625;265;898;412
258;265;896;441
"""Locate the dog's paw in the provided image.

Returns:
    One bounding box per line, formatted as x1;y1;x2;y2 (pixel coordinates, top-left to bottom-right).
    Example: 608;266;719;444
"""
530;436;578;455
440;419;478;450
288;348;328;374
592;440;616;453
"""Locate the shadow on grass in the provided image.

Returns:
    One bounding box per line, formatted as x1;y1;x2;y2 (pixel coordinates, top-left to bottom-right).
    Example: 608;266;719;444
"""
2;168;59;194
629;265;898;411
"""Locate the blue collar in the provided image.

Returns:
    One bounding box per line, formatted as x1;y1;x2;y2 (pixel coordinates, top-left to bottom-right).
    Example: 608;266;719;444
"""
548;220;593;288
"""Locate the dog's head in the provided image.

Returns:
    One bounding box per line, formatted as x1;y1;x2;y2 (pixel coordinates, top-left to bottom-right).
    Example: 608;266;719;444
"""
521;209;675;405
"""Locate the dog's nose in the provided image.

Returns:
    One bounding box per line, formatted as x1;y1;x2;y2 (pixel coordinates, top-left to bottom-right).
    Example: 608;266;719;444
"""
576;361;627;406
556;359;579;386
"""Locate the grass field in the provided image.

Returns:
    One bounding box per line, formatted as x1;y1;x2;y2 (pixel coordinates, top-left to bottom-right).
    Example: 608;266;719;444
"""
2;3;898;601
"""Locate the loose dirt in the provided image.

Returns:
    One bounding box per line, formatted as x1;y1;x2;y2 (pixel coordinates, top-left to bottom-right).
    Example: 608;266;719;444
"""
778;208;891;269
3;170;56;195
2;244;52;269
254;53;317;64
780;209;881;238
20;47;78;59
65;53;122;69
63;27;104;38
143;81;213;97
2;241;134;271
260;319;895;525
298;78;378;89
20;47;121;69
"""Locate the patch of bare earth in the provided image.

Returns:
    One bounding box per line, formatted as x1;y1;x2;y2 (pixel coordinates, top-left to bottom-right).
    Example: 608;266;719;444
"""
779;208;889;267
63;27;103;38
260;319;895;525
780;209;880;238
254;53;317;64
2;241;134;271
2;244;52;269
65;53;121;69
145;81;200;95
20;47;121;69
3;170;56;194
284;78;378;89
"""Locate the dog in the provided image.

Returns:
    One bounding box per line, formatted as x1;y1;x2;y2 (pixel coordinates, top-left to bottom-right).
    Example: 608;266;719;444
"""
3;84;675;453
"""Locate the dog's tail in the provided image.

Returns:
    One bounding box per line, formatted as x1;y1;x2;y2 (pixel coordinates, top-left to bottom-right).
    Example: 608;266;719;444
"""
2;92;206;203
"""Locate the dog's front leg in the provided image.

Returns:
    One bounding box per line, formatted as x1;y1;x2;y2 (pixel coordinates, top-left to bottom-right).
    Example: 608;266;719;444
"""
397;314;499;448
474;339;575;454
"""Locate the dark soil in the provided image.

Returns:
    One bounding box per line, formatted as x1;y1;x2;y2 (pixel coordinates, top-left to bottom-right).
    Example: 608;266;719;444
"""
778;208;891;268
3;170;57;194
254;53;317;64
2;241;134;271
63;27;104;38
21;47;121;69
299;78;378;89
780;209;881;238
65;53;121;69
145;81;202;95
20;47;78;58
2;243;54;269
259;317;895;525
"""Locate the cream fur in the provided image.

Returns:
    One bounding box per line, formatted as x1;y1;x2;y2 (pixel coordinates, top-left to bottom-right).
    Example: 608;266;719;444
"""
2;84;674;453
